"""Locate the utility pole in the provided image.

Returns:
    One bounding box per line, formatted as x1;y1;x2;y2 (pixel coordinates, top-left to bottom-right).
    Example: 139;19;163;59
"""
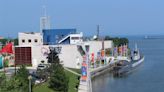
97;25;100;40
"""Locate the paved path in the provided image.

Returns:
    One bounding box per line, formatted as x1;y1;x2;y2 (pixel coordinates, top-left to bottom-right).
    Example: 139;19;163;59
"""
0;67;37;76
64;67;81;76
78;78;88;92
78;59;122;92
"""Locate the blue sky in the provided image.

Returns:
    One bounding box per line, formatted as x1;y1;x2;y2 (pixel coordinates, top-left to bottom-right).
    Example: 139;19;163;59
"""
0;0;164;38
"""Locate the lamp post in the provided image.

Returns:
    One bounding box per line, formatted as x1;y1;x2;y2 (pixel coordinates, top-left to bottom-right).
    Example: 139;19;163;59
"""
28;75;32;92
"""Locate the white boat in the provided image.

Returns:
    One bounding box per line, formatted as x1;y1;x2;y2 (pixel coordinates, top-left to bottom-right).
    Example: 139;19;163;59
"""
131;43;144;67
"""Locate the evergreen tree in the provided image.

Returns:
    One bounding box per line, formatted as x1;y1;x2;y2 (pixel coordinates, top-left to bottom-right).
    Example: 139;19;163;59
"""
48;48;69;92
0;65;29;92
0;72;7;92
47;49;60;64
15;65;29;92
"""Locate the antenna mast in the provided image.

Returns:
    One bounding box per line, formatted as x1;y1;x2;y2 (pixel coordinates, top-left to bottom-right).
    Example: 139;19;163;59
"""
97;25;100;40
40;5;51;34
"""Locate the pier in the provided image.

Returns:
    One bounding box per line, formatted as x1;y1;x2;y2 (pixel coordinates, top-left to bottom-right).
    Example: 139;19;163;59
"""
78;58;124;92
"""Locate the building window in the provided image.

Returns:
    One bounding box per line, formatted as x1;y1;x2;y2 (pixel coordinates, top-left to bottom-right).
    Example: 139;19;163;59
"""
28;39;31;43
34;39;38;43
71;37;79;40
22;39;25;43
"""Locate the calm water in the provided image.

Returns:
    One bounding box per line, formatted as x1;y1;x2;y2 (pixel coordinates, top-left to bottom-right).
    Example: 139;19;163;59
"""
92;38;164;92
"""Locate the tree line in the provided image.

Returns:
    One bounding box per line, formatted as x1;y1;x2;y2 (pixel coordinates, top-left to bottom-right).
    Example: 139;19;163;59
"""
0;38;18;46
104;36;129;46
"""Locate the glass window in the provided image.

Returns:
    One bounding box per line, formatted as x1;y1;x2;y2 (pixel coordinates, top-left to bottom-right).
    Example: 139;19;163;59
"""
71;37;79;40
34;39;38;43
28;39;31;43
22;39;25;43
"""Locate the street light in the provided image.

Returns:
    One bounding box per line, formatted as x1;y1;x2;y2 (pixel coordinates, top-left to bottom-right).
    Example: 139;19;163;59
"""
28;75;32;92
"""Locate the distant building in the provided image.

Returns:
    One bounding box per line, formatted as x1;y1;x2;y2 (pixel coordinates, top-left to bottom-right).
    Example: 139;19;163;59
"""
43;29;83;45
18;32;43;46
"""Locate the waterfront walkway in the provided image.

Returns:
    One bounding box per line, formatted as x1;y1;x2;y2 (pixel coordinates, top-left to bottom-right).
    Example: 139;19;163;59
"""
64;67;81;76
78;59;122;92
78;78;88;92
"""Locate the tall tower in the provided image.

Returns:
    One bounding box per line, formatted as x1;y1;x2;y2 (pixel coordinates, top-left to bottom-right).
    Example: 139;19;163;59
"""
40;6;51;34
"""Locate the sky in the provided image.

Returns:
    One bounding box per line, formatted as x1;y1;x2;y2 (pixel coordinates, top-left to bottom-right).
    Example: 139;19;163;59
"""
0;0;164;38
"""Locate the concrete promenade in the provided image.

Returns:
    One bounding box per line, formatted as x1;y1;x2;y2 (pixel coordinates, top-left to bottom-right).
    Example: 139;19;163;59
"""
78;59;121;92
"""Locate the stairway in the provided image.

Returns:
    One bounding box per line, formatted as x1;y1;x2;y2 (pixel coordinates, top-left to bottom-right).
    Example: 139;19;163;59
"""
58;34;71;44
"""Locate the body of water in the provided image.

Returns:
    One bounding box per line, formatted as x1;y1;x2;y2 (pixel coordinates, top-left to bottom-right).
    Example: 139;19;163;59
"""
92;38;164;92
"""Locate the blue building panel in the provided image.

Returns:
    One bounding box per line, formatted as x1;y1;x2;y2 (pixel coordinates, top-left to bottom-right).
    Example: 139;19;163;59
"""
43;29;76;45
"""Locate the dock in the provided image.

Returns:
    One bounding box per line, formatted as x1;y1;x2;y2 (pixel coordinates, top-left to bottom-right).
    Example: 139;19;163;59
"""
78;59;121;92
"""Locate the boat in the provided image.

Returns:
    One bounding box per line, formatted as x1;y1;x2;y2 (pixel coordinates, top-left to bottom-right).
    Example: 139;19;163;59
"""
113;44;145;76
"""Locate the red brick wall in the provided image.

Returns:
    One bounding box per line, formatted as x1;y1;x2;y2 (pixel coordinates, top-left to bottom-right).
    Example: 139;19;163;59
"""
15;47;32;65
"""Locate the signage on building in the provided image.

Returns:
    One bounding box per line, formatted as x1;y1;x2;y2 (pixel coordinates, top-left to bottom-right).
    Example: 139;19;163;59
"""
41;47;49;56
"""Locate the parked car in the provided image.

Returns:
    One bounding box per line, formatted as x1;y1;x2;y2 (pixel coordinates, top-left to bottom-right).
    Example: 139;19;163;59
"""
37;64;47;70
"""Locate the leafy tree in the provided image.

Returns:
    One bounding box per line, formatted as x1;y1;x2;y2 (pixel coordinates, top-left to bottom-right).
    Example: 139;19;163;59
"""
104;36;112;40
0;38;18;46
15;65;29;92
0;39;8;45
12;38;18;45
0;72;7;92
0;65;30;92
49;64;69;92
48;49;69;92
4;76;22;92
103;35;129;46
112;37;120;46
112;37;129;46
0;73;21;92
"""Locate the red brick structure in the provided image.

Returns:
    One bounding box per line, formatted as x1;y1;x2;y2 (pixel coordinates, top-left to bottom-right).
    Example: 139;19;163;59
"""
15;47;32;65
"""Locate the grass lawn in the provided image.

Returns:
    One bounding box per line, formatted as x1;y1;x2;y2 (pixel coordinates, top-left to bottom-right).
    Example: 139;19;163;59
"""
33;82;54;92
33;69;80;92
67;68;81;74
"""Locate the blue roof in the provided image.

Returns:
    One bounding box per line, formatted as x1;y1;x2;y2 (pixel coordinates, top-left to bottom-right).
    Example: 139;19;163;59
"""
43;29;76;45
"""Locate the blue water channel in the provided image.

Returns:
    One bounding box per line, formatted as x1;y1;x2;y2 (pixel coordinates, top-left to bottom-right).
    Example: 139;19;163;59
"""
92;38;164;92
